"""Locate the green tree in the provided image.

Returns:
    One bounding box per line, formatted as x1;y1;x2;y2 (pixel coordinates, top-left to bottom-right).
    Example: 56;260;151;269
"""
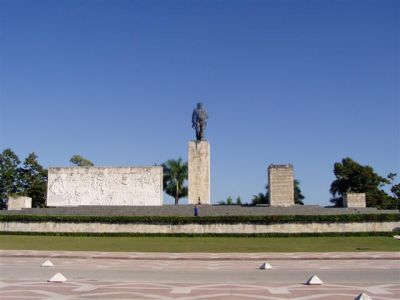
391;184;400;199
387;172;397;183
389;174;399;209
391;184;400;210
19;153;48;208
294;179;305;205
329;157;396;209
70;155;94;167
0;149;23;208
251;192;268;205
387;173;400;209
162;158;188;205
218;196;241;205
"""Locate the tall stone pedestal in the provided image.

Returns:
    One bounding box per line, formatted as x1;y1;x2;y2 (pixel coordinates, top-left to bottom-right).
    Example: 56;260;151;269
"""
188;140;210;204
268;164;294;206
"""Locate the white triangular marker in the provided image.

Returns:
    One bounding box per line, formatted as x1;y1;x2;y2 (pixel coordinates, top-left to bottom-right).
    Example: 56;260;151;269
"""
306;275;323;285
355;292;373;300
393;235;400;240
48;273;67;282
259;262;272;269
41;260;54;267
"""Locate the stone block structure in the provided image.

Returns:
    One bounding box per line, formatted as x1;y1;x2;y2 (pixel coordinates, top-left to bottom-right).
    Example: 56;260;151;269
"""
47;166;163;206
7;196;32;210
343;193;366;208
268;164;294;206
188;140;210;204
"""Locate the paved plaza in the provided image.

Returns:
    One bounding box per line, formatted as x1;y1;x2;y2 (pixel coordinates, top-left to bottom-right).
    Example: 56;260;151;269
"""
0;251;399;299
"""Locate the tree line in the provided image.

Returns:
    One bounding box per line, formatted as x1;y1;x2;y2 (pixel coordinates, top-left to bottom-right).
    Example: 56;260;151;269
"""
1;148;398;209
0;150;94;209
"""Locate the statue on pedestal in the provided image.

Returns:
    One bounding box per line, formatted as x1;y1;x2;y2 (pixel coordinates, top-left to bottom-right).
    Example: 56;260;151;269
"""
192;102;208;141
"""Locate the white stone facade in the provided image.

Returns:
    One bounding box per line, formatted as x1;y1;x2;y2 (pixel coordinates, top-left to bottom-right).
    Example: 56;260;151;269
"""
188;141;210;204
7;196;32;210
268;164;294;206
47;167;163;206
1;221;398;234
343;193;366;208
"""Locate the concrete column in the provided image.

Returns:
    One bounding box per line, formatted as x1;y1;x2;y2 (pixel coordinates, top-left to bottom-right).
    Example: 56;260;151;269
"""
188;140;210;204
268;164;294;206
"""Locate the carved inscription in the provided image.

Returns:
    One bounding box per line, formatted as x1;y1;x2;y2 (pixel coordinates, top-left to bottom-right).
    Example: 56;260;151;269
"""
47;167;163;206
268;164;294;206
343;193;366;208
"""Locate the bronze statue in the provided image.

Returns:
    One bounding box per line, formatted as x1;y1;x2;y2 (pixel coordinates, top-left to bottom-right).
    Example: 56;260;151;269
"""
192;102;208;140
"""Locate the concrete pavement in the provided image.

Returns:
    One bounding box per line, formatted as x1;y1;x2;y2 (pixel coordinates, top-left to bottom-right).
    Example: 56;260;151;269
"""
1;250;399;260
0;251;399;299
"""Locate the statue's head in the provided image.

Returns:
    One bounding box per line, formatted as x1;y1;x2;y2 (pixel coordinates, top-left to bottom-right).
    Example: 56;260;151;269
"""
196;102;203;109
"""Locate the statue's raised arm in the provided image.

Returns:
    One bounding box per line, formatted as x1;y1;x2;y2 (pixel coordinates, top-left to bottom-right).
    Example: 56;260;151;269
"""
192;102;208;141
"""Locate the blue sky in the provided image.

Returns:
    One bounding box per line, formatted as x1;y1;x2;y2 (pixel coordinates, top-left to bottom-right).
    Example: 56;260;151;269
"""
1;0;399;205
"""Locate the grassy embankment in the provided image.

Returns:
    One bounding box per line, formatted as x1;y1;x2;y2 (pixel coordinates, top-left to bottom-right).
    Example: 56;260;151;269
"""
0;235;398;252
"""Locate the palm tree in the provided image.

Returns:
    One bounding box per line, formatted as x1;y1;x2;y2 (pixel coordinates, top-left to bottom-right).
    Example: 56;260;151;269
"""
162;158;188;205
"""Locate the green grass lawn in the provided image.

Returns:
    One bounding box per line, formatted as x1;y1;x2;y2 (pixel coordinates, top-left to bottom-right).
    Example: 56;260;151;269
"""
0;235;399;252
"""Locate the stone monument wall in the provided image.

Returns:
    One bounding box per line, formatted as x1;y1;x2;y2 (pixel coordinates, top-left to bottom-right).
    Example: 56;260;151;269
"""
47;167;163;206
343;193;366;208
7;196;32;210
188;141;210;204
268;164;294;206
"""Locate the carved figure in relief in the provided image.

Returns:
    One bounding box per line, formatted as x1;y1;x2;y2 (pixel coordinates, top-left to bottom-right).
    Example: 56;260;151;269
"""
151;172;160;193
48;168;162;206
120;176;129;185
49;177;65;195
192;102;208;140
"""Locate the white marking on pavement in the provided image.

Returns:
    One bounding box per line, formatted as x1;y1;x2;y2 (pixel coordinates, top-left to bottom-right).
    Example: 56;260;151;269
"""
170;287;192;294
267;287;290;294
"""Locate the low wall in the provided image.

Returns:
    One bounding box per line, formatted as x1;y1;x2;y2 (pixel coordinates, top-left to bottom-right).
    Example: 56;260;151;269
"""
1;221;398;234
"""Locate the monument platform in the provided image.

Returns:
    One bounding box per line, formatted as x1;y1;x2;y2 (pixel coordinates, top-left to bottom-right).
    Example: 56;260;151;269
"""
1;205;397;216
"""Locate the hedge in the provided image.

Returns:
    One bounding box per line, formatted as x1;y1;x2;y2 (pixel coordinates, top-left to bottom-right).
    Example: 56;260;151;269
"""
0;214;399;224
0;231;396;237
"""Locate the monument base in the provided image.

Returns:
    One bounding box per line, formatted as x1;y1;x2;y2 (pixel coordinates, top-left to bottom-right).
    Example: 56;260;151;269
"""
7;196;32;210
188;140;210;205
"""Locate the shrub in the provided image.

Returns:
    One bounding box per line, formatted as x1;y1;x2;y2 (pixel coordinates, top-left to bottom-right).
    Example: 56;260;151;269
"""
0;214;398;225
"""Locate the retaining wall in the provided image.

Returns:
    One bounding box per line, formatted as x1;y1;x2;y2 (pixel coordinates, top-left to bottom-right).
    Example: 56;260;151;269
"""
1;221;398;234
